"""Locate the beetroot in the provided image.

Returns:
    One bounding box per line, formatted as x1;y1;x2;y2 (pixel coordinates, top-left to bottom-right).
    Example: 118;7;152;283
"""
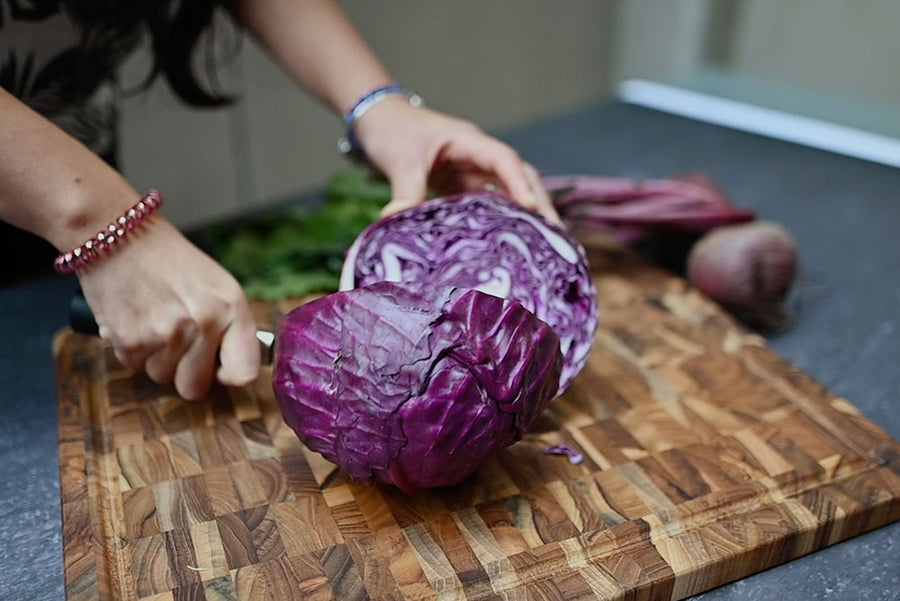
687;221;798;330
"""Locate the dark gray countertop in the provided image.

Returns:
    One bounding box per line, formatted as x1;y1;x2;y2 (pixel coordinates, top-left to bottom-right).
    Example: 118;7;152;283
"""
2;102;898;600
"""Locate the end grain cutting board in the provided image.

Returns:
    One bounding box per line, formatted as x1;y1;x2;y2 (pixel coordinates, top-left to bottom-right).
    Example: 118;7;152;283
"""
56;250;900;601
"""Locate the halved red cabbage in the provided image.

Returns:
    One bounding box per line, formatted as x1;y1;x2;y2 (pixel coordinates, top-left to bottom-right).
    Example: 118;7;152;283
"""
340;191;598;392
272;282;562;493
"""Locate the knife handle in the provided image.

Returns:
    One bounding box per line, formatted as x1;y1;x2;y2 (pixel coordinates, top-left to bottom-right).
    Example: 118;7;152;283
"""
69;292;100;336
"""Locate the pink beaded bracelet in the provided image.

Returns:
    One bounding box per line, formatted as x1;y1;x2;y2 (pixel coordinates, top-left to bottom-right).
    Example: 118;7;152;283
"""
53;189;164;274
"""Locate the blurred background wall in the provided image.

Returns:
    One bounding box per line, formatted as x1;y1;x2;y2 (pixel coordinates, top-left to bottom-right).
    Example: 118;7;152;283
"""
116;0;900;229
117;1;617;228
614;0;900;101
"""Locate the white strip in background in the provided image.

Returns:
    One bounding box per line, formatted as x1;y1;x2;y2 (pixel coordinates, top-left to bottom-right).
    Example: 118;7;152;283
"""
616;79;900;169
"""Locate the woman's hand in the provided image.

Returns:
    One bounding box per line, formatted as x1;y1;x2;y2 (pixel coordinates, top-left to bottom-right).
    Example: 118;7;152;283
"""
233;1;554;218
353;97;559;222
77;218;260;400
0;90;260;400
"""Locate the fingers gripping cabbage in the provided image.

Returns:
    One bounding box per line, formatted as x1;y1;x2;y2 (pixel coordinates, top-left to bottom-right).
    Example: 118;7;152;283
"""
272;282;563;493
340;191;598;392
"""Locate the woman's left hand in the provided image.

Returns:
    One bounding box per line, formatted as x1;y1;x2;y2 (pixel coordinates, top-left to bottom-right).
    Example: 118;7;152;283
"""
353;96;559;223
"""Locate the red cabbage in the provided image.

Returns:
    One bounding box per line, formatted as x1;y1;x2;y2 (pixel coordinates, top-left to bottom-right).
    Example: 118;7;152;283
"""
340;191;598;393
272;282;562;493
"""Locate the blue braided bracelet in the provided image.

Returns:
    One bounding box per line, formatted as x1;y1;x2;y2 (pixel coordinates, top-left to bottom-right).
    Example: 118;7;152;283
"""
337;84;424;160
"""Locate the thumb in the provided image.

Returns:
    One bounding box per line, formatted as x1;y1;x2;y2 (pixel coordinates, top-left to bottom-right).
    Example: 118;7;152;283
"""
381;166;428;217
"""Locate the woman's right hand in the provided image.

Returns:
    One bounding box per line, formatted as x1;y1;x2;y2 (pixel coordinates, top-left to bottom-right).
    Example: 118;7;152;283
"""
0;89;259;398
77;217;261;400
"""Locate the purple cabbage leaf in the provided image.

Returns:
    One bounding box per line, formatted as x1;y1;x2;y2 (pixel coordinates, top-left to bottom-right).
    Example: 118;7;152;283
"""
272;282;563;493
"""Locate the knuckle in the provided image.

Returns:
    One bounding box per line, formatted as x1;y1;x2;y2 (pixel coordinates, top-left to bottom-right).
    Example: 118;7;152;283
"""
150;312;190;345
191;298;227;334
174;314;198;340
113;346;143;371
165;306;199;341
225;293;249;320
114;331;147;355
194;309;221;334
459;120;482;134
221;279;245;305
502;146;522;163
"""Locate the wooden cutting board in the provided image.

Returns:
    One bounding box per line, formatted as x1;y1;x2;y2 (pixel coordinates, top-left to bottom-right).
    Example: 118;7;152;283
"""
56;250;900;601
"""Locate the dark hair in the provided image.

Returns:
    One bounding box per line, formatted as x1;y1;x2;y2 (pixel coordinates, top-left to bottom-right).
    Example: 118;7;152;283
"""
64;0;236;107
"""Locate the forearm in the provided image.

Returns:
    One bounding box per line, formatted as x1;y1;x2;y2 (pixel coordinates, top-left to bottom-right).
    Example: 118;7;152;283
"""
231;0;393;115
0;88;139;251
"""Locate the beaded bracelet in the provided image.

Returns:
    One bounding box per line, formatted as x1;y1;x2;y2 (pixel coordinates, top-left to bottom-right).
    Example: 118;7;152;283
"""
337;84;423;160
53;189;163;274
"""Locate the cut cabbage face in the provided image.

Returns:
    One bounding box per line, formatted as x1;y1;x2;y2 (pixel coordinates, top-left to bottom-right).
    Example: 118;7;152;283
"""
341;191;599;393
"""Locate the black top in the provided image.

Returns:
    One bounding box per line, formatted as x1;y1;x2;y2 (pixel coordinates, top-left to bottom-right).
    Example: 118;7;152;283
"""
1;1;138;284
0;0;130;155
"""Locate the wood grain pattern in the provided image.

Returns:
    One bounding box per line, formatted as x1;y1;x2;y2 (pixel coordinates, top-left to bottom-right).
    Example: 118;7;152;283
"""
56;251;900;600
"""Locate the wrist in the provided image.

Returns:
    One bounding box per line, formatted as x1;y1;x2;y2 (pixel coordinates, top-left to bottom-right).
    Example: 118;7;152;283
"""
353;94;419;141
45;177;142;252
337;84;424;160
334;77;397;117
53;189;164;275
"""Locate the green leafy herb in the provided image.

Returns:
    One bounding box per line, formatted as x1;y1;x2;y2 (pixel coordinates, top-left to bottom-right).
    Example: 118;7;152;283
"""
207;168;391;300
